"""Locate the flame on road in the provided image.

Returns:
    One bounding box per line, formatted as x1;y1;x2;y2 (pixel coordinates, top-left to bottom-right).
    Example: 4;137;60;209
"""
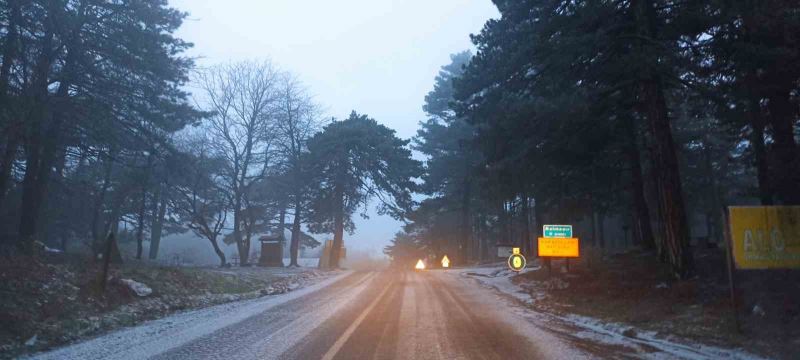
415;259;425;270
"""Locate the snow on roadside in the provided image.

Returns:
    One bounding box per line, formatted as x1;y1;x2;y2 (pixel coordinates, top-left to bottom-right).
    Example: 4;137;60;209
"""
461;265;543;306
282;257;319;267
119;279;152;297
24;271;349;360
460;264;764;360
561;314;766;360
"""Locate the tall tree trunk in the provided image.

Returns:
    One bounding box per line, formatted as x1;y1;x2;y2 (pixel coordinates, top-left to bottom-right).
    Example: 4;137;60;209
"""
460;177;471;263
533;198;543;258
18;109;65;252
17;3;80;253
278;207;286;236
521;193;531;257
475;212;482;261
0;0;23;209
278;205;286;260
289;199;301;267
589;190;597;247
508;200;515;248
102;187;129;264
626;117;655;249
748;96;774;205
633;0;693;279
135;189;147;260
767;92;799;205
209;235;226;267
232;195;248;265
91;152;114;255
498;199;508;246
0;135;20;208
149;185;167;260
648;149;667;261
329;184;345;269
702;135;723;244
17;33;55;253
642;79;693;278
37;146;67;248
598;210;606;249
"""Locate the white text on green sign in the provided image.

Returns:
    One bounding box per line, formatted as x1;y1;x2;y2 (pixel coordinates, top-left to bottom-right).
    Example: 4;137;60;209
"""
543;225;572;238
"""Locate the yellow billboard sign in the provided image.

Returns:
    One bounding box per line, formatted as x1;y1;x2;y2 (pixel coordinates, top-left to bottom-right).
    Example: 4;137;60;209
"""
729;206;800;269
538;237;580;257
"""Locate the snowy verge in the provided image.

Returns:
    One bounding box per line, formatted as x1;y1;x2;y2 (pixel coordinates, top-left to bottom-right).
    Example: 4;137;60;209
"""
25;270;351;360
459;265;764;360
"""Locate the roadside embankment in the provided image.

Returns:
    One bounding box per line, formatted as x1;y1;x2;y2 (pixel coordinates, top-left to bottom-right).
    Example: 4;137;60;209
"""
462;247;798;359
0;254;333;359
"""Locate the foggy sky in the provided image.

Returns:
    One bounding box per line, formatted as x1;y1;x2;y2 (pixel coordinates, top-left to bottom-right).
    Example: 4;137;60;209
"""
169;0;499;255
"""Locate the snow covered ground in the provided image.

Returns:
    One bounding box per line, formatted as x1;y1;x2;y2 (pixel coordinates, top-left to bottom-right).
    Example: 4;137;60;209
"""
24;271;350;360
459;264;766;360
282;257;319;267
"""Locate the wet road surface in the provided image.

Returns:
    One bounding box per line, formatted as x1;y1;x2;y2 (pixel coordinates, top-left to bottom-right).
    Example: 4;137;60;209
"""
155;270;579;359
31;270;586;360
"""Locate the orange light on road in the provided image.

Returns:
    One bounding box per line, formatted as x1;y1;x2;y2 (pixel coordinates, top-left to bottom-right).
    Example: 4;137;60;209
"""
415;259;425;270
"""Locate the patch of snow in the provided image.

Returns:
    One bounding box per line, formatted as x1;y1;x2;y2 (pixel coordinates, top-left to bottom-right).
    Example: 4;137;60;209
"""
563;314;765;360
460;264;765;360
120;279;152;297
25;271;350;360
282;257;319;267
545;277;569;290
25;335;37;347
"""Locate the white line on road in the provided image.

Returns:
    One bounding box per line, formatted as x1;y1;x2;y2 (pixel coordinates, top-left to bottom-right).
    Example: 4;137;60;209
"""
321;277;393;360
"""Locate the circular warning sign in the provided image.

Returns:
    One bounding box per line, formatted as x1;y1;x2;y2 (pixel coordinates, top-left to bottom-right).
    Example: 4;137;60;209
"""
507;253;526;272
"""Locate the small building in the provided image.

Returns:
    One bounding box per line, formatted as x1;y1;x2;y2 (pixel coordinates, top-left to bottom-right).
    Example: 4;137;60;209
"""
258;233;284;267
496;244;515;258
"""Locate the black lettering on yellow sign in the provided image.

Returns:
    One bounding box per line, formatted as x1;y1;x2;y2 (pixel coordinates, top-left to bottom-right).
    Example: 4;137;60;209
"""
507;253;526;272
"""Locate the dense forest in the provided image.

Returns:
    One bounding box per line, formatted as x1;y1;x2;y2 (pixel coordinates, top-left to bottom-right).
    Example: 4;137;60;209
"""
1;1;798;280
0;0;419;269
386;0;800;279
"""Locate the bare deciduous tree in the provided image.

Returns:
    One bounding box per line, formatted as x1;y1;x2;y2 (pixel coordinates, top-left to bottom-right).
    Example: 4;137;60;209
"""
194;60;279;265
273;74;323;267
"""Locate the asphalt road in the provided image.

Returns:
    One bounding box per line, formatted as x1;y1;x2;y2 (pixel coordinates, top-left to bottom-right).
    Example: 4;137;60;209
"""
29;267;767;360
155;270;581;359
31;270;587;360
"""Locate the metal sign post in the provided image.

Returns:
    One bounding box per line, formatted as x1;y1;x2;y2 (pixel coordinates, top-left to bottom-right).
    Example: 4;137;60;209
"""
508;247;526;272
539;224;580;274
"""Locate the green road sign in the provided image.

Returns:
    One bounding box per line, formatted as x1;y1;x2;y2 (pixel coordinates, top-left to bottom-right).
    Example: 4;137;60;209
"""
543;224;572;238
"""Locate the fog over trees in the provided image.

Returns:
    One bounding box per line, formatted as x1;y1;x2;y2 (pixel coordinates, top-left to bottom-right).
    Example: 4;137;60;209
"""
0;1;417;268
0;1;798;280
